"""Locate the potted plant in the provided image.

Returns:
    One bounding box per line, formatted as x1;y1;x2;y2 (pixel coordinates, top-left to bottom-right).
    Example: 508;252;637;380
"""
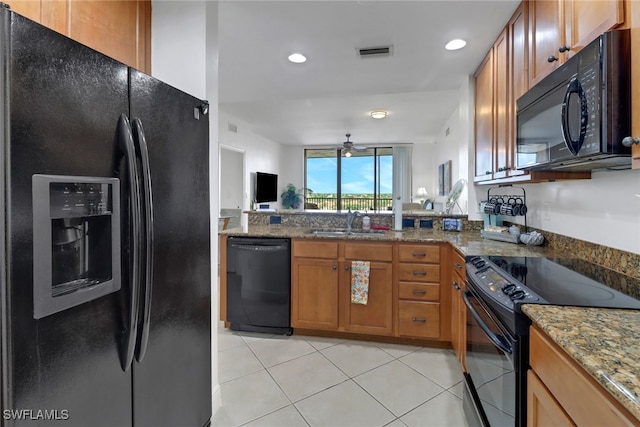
281;183;303;209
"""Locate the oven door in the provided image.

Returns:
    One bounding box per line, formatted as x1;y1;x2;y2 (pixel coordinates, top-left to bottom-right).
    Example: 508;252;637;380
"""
462;282;517;427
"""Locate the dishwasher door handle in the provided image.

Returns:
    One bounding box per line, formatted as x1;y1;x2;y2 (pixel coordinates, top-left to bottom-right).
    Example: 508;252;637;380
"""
230;243;288;252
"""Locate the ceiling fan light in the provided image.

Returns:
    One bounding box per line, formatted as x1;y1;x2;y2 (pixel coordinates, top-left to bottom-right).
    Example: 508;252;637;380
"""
370;110;387;119
344;150;352;157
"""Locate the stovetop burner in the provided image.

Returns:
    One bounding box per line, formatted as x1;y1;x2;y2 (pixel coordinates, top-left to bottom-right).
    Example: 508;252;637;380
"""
466;255;640;313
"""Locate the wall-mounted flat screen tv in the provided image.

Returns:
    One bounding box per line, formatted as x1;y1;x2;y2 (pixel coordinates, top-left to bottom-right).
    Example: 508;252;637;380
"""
255;172;278;203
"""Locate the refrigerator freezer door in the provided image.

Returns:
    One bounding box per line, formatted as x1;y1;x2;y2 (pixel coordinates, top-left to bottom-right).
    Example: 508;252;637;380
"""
129;69;211;427
2;11;133;426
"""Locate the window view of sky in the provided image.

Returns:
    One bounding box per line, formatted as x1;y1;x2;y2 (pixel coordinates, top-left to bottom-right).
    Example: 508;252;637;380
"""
306;156;392;194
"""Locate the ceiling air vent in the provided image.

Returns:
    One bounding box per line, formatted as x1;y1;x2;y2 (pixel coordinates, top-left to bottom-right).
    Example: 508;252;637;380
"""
357;45;393;58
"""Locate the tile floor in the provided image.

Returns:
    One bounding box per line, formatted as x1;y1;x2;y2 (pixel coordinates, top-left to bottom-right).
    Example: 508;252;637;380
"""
212;326;470;427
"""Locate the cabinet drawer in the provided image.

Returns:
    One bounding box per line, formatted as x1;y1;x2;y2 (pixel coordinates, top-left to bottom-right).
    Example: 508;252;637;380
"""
344;242;392;262
292;239;338;259
398;264;440;282
398;301;440;339
452;249;466;279
398;282;440;302
398;244;440;263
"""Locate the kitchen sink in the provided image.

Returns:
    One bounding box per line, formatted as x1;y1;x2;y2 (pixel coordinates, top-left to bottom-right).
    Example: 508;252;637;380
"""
308;229;385;237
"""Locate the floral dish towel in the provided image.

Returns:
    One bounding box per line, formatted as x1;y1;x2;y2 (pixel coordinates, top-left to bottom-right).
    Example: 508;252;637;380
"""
351;260;371;305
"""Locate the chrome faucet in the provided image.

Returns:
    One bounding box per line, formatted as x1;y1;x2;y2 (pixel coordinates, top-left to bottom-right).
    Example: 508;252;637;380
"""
346;209;361;231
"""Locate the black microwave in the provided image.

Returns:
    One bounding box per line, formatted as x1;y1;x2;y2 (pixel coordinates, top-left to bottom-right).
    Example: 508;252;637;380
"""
515;29;631;171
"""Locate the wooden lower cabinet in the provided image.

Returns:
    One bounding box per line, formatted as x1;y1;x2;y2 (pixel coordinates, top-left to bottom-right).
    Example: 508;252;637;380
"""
291;239;393;336
528;325;638;426
527;370;575;427
342;260;393;335
450;248;466;369
396;243;448;341
291;257;339;330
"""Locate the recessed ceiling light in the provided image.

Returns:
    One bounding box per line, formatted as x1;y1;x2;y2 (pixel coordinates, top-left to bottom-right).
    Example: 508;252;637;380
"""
445;39;467;51
370;110;388;119
288;53;307;63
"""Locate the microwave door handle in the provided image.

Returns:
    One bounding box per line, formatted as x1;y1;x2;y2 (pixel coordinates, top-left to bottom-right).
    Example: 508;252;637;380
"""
116;114;143;372
462;290;513;355
132;118;154;363
561;77;588;156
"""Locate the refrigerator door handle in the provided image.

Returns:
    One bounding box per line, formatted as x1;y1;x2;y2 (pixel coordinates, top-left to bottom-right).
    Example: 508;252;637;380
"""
117;114;143;371
132;118;154;362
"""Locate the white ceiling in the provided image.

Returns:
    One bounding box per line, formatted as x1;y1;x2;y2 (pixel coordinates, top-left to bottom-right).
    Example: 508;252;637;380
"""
219;0;520;147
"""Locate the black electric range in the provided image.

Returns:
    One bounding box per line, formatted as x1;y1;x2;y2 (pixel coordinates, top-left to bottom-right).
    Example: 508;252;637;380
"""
462;255;640;427
466;255;640;335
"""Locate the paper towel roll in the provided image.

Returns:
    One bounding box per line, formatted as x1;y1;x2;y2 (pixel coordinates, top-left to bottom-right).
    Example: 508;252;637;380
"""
393;197;403;230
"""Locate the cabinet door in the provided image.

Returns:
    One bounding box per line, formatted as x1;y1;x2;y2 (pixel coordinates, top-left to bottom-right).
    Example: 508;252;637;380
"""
529;0;562;87
565;0;623;57
8;0;150;73
508;2;529;177
527;370;576;427
8;0;42;22
631;0;640;168
493;28;510;179
291;258;339;330
67;0;150;73
474;50;494;182
343;261;393;335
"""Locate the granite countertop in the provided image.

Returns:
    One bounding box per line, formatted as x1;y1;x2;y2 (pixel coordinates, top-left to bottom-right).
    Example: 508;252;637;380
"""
522;304;640;421
220;225;558;257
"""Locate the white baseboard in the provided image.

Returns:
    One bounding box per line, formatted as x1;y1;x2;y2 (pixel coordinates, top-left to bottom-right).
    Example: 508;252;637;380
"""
212;383;222;420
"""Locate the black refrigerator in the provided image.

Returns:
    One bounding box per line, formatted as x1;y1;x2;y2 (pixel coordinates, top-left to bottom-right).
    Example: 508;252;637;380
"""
0;7;211;427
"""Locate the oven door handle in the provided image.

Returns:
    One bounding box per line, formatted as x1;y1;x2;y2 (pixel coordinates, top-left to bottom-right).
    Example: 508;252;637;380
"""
462;290;513;355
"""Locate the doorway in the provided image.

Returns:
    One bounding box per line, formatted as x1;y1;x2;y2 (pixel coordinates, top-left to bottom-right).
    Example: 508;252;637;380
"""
219;145;245;230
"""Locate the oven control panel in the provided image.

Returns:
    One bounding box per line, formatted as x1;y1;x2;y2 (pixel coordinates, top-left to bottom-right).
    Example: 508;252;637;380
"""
466;256;543;310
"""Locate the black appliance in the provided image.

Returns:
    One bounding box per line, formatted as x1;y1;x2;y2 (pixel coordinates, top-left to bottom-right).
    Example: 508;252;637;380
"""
463;255;640;427
516;29;631;171
1;8;211;427
226;237;292;335
255;172;278;203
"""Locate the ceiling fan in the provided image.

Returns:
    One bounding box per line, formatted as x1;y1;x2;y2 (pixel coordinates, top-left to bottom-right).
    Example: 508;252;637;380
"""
340;134;367;157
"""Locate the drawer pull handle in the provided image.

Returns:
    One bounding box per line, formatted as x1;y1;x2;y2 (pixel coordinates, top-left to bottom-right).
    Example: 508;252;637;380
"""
413;271;427;276
345;266;350;271
455;263;462;269
332;265;337;270
452;280;460;290
412;317;427;323
412;289;427;295
412;252;426;257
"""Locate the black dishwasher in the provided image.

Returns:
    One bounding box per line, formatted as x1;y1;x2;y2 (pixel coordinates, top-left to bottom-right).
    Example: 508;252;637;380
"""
226;237;292;335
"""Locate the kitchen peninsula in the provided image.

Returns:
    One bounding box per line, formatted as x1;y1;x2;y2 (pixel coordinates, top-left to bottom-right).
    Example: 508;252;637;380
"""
219;209;640;425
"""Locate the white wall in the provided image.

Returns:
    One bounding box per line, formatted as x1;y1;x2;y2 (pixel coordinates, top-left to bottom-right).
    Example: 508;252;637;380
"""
219;111;284;210
151;0;221;417
518;170;640;254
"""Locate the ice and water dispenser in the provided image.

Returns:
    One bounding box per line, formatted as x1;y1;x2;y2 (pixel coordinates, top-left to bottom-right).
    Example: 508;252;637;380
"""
33;175;121;319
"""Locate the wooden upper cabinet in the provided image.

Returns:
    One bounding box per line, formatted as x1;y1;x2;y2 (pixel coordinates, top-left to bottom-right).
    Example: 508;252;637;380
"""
630;0;640;168
493;28;510;179
509;2;529;177
529;0;624;87
7;0;150;73
474;50;494;182
529;0;562;87
565;0;624;57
